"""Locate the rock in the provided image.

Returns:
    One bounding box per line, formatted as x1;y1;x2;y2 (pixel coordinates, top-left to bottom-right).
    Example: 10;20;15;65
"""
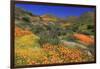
61;40;88;49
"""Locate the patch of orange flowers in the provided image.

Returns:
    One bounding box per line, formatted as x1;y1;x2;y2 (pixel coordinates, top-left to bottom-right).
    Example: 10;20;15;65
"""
15;26;32;37
73;33;94;45
15;43;94;66
58;46;83;62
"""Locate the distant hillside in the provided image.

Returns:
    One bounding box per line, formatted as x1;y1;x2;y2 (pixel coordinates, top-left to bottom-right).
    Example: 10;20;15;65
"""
15;6;95;35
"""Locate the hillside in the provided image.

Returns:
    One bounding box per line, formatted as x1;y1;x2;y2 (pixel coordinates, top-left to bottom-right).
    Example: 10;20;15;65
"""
14;6;95;66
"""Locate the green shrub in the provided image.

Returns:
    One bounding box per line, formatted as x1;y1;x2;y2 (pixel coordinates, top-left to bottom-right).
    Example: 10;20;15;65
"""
22;16;30;22
39;33;60;45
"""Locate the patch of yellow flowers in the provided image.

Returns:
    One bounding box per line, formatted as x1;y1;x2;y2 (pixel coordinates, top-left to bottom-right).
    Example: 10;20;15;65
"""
15;35;94;66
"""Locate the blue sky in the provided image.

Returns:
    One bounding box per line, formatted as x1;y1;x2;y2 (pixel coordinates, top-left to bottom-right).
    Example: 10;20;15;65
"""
16;3;95;18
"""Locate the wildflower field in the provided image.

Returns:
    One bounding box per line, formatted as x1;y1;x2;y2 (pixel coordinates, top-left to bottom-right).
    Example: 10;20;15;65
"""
14;3;96;66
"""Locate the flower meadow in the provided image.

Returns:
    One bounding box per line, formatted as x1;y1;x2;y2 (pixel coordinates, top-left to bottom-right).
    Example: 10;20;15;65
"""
14;5;95;66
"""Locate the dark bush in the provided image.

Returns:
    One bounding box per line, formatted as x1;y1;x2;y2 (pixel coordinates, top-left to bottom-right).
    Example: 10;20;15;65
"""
22;16;30;22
